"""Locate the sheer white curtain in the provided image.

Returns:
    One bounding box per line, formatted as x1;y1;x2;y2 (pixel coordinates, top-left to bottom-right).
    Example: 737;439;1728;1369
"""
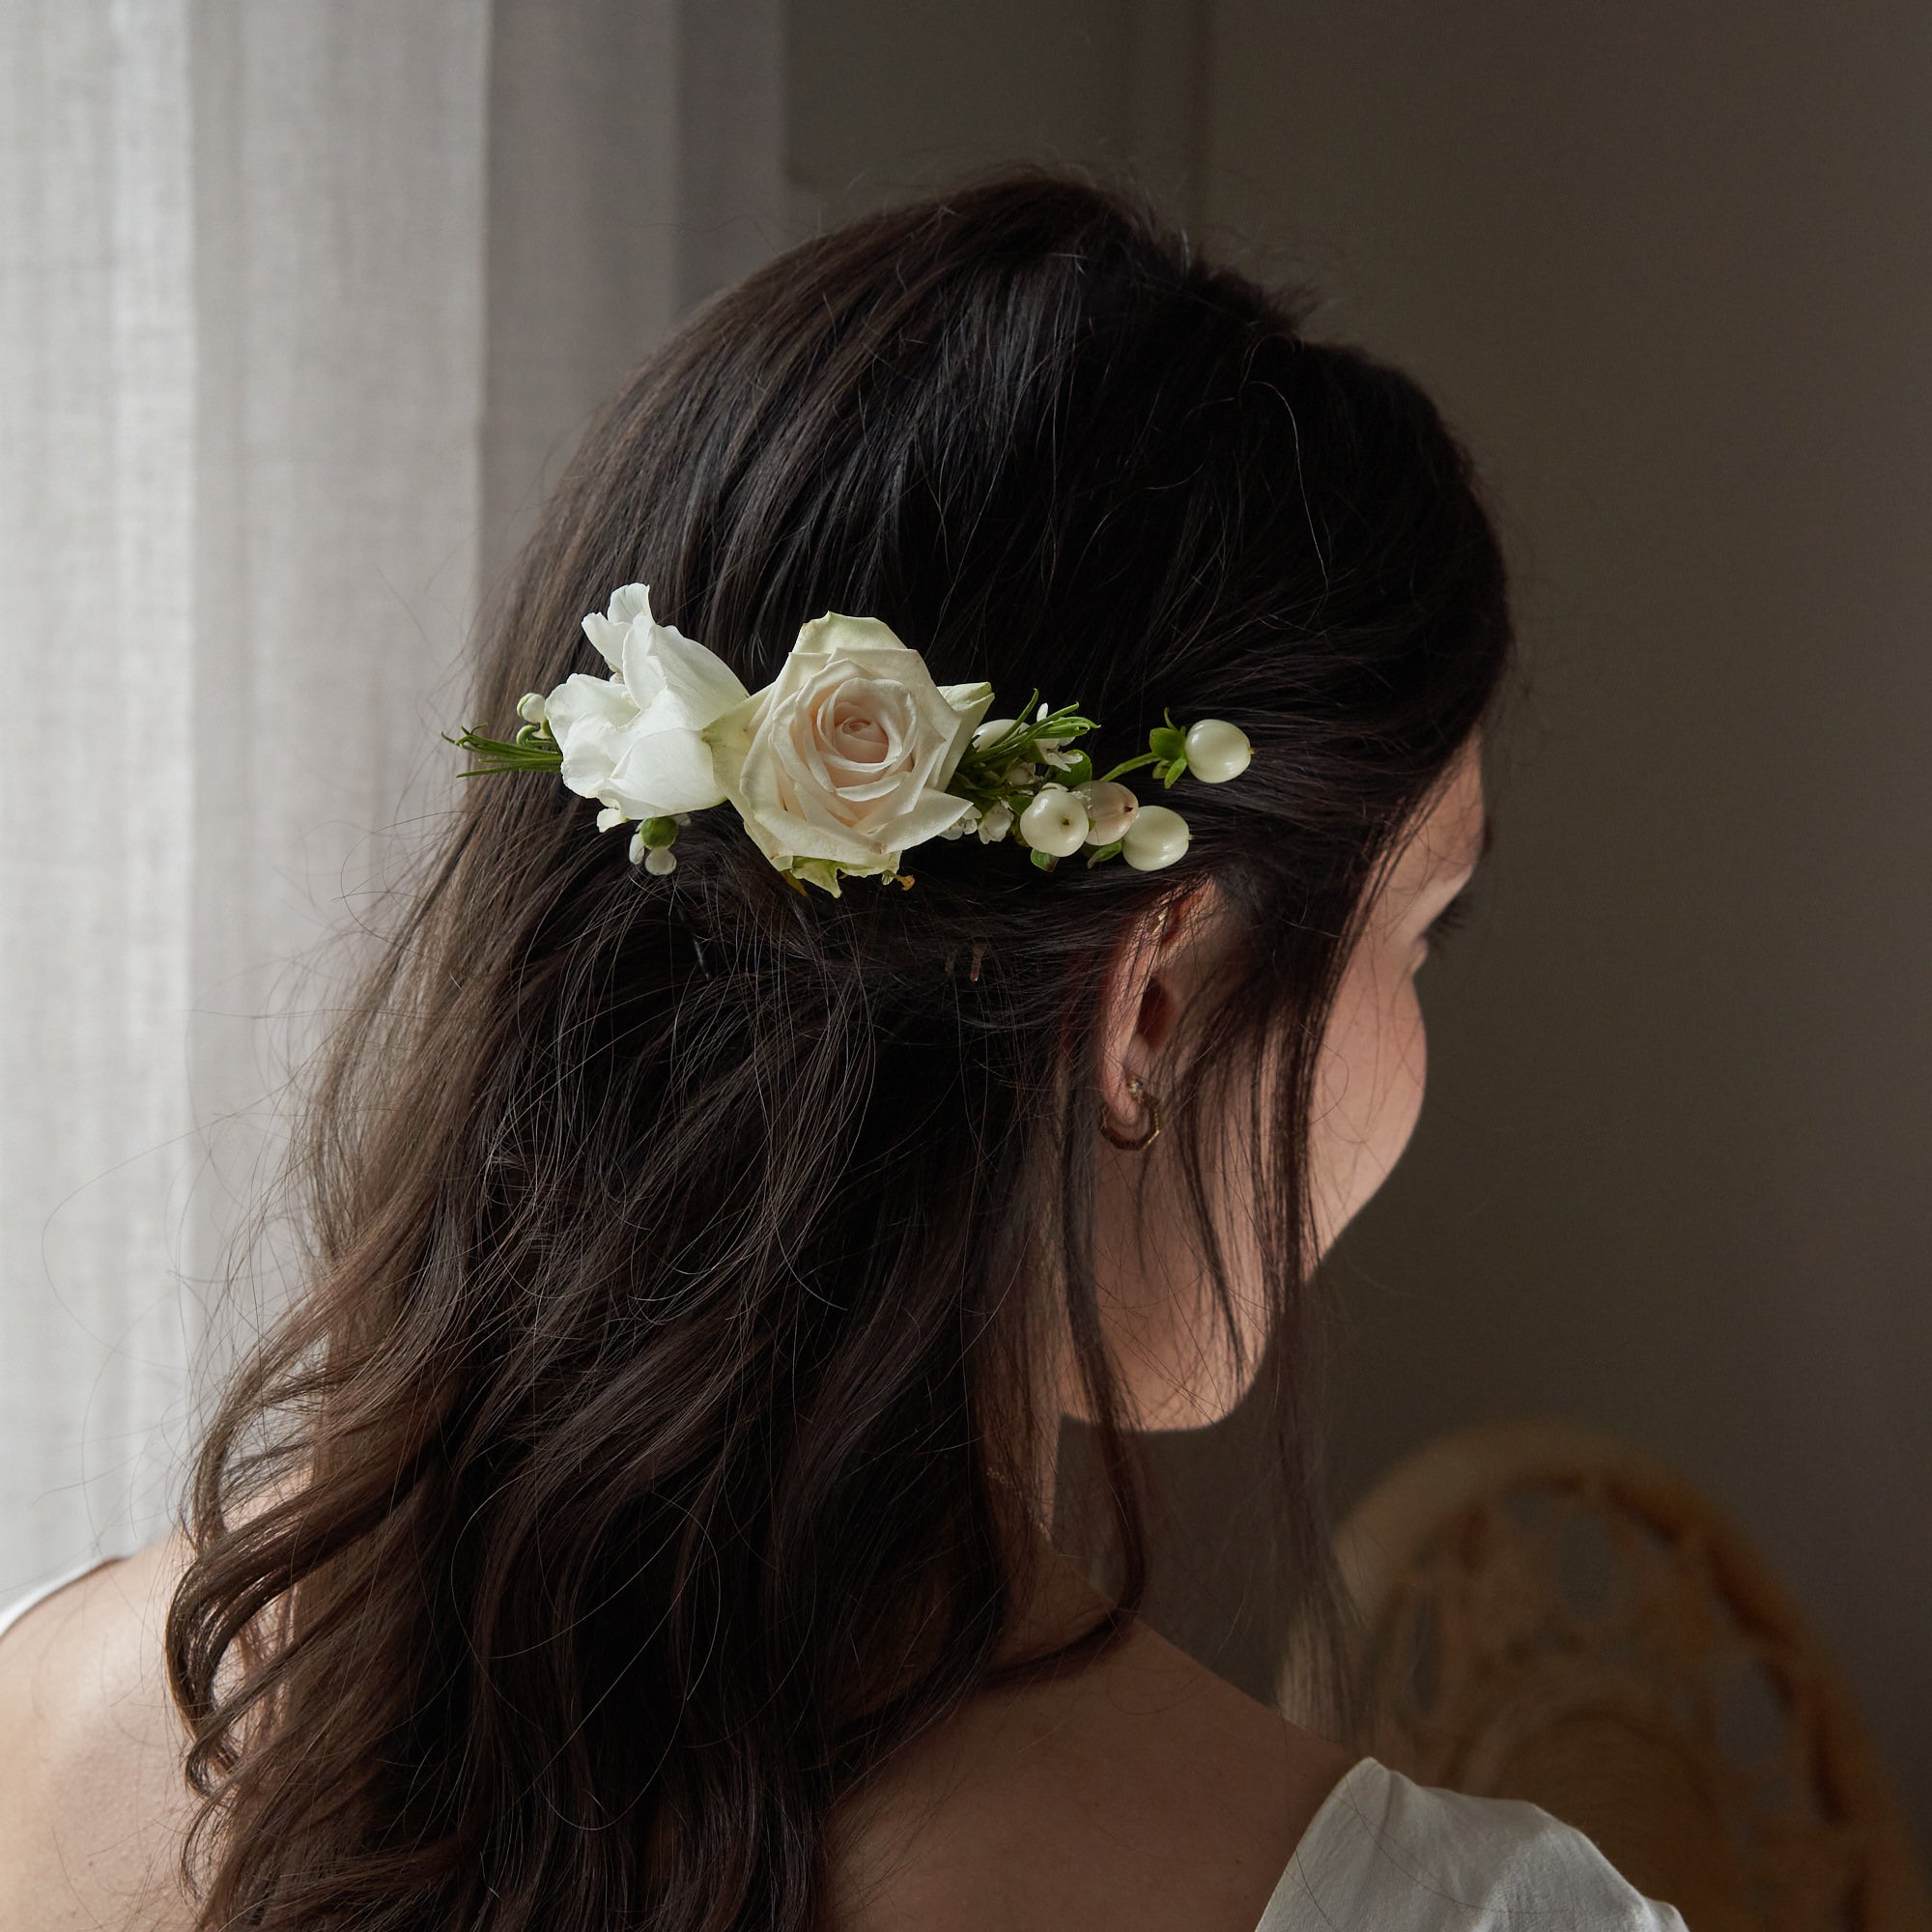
0;0;783;1601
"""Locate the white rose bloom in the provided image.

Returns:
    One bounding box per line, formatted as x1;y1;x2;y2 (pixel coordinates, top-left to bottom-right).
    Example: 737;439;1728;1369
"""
702;613;994;889
542;583;750;821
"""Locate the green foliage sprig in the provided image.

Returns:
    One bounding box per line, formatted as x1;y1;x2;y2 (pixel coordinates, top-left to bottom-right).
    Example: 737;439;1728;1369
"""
1094;710;1191;789
443;721;563;777
946;695;1099;810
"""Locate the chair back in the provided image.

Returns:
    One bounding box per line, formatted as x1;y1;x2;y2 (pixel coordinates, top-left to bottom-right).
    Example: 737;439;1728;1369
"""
1296;1418;1930;1932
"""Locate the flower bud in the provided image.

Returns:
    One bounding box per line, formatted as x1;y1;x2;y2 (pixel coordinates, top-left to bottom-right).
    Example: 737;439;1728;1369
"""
972;717;1018;752
1122;804;1189;871
1075;780;1139;845
517;691;549;726
1182;718;1251;783
1019;785;1090;858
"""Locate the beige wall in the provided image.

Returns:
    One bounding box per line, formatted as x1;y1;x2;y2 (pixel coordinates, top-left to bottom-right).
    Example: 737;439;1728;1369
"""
787;0;1932;1847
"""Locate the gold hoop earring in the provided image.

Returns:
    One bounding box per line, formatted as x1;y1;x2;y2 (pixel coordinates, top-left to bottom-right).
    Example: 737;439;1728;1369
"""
1101;1073;1162;1152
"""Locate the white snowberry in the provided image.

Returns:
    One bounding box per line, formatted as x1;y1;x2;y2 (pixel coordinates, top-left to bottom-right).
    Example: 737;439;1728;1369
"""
1076;780;1139;845
1122;804;1189;871
1019;785;1090;858
1182;719;1251;783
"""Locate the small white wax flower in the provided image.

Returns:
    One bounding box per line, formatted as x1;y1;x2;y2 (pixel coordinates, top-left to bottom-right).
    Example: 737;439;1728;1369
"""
1076;780;1139;845
1182;718;1252;783
977;800;1014;843
596;806;626;832
517;691;549;725
628;828;648;865
972;717;1017;752
1122;804;1189;871
1020;785;1089;858
644;846;677;875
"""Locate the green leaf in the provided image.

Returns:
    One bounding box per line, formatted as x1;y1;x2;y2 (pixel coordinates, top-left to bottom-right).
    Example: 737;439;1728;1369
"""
1161;754;1187;787
1084;838;1124;867
1055;750;1094;786
1030;848;1059;872
1149;725;1185;763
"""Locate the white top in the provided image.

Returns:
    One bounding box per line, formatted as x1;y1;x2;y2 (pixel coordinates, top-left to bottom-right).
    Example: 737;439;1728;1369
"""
1257;1756;1688;1931
0;1568;1687;1932
0;1555;118;1643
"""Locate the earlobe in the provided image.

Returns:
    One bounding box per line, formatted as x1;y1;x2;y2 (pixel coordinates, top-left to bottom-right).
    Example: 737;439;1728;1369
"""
1100;1073;1162;1151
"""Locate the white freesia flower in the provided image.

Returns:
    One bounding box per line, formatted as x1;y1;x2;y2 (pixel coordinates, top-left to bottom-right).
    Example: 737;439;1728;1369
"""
701;613;994;891
542;583;750;822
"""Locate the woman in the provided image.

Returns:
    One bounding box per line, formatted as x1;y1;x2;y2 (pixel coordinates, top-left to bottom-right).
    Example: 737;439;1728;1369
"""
0;174;1684;1931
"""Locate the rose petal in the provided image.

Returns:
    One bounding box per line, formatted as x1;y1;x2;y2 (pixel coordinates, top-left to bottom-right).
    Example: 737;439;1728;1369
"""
790;612;912;662
880;785;975;852
936;681;996;783
737;728;899;867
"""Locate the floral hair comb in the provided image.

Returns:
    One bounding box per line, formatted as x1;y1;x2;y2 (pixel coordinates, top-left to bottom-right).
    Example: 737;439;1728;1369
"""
450;584;1252;897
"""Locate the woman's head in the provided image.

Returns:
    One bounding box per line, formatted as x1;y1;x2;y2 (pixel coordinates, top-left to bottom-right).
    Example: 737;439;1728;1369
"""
168;172;1512;1932
1084;731;1489;1434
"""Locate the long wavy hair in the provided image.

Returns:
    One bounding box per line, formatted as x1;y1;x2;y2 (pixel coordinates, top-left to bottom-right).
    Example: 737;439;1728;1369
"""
165;172;1512;1931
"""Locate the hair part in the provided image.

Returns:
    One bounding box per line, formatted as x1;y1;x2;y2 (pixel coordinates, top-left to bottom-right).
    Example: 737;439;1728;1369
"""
166;169;1512;1932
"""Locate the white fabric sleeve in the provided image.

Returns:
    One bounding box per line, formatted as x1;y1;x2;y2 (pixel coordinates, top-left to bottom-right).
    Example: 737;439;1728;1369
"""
1256;1758;1690;1932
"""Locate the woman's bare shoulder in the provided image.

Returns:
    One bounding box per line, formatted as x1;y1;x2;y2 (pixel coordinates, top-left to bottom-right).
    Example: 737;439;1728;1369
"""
0;1538;200;1932
829;1616;1354;1932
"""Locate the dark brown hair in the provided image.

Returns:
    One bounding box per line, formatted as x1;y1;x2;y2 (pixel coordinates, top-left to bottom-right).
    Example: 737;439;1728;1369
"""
166;172;1511;1930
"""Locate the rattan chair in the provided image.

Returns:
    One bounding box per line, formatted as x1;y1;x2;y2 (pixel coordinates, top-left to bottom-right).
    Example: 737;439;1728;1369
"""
1294;1418;1930;1932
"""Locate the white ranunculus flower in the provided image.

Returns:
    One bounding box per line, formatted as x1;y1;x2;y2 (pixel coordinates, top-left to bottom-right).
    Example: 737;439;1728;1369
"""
542;583;750;822
702;613;994;890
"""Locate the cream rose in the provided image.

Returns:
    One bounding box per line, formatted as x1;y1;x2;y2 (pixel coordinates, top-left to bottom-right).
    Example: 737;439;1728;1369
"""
543;583;749;822
702;613;993;889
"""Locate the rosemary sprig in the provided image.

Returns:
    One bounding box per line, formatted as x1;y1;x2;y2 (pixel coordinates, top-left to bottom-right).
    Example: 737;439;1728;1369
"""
443;725;564;778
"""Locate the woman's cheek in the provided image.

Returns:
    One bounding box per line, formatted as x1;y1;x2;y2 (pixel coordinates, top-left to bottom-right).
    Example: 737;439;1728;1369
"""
1375;975;1428;1182
1310;946;1430;1257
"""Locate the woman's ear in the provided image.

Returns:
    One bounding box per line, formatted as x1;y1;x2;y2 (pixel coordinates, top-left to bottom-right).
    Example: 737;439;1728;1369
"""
1094;881;1224;1139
